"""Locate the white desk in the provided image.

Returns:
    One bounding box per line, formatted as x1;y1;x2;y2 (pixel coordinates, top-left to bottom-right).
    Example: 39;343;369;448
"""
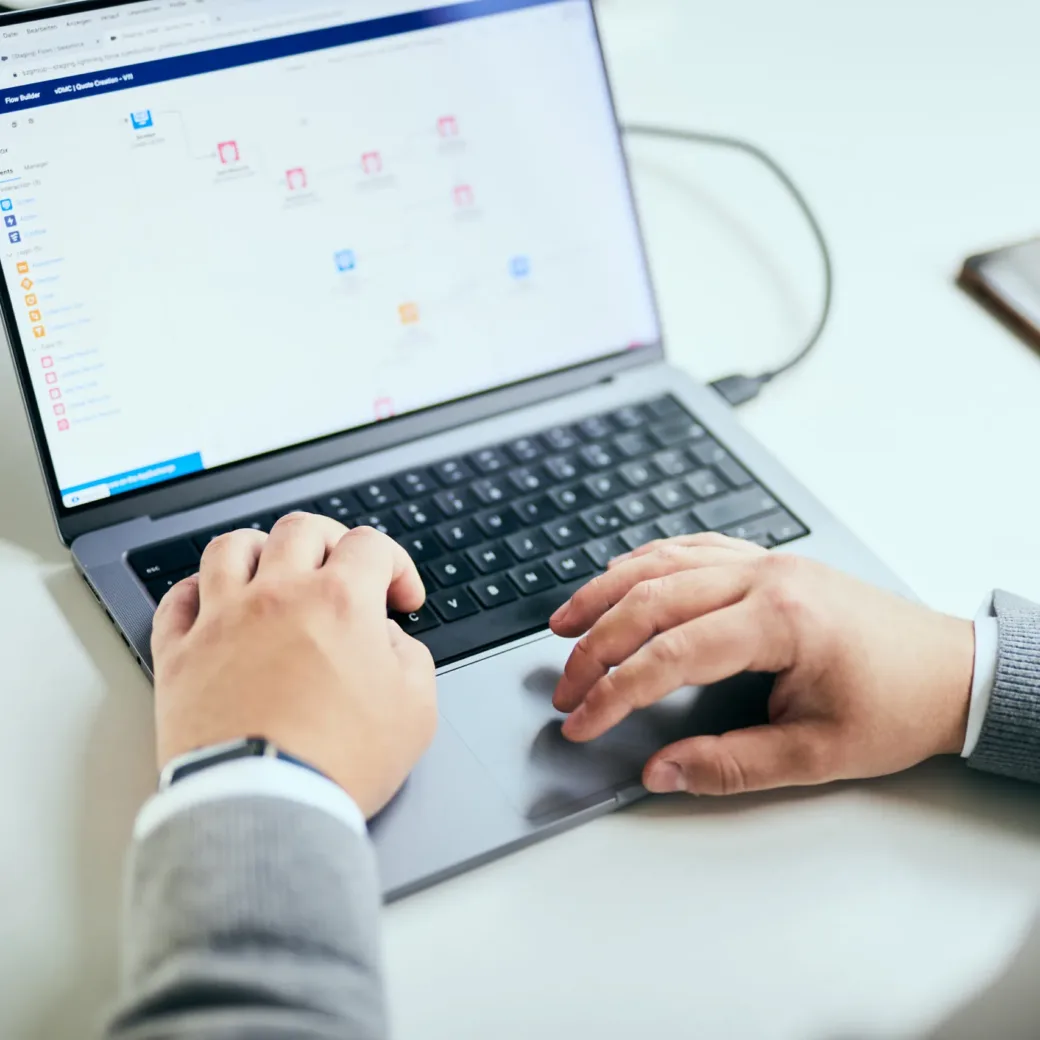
4;1;1040;1037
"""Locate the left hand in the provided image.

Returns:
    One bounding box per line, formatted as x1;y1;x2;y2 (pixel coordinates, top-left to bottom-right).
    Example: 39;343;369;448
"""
548;534;974;797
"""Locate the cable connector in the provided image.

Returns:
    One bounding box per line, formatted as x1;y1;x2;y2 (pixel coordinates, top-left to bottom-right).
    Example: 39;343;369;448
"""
709;374;767;407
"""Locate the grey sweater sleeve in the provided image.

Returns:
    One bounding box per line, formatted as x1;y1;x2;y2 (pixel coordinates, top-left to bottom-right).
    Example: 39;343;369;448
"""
968;590;1040;784
105;797;389;1040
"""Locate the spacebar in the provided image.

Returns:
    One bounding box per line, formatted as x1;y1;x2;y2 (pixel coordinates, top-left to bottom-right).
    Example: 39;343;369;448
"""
418;577;590;667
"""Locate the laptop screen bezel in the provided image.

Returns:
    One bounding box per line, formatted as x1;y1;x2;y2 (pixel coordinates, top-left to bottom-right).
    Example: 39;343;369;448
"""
0;0;666;546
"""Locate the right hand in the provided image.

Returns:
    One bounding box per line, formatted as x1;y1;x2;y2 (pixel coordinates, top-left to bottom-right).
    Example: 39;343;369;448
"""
151;515;438;819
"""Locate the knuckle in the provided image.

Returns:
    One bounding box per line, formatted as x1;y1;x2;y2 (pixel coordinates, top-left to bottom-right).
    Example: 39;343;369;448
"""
714;746;751;796
245;579;289;616
651;626;692;670
630;576;663;610
757;553;810;617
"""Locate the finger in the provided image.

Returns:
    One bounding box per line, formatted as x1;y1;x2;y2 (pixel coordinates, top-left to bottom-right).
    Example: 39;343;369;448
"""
561;601;762;742
327;527;426;614
256;513;350;577
643;720;833;796
610;532;768;568
551;545;755;638
554;565;754;713
387;619;437;686
151;574;201;658
198;529;267;607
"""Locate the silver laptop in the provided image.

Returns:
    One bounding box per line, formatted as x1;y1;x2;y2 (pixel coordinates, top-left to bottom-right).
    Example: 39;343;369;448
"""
1;0;902;898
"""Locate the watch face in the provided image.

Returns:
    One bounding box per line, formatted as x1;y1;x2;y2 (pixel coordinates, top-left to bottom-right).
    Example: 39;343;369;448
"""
163;738;270;788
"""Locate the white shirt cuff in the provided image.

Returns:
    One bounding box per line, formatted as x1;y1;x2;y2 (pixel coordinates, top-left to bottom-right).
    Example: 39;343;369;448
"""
962;597;999;758
134;756;368;841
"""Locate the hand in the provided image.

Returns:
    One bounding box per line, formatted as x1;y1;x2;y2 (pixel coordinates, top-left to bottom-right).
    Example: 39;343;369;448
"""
549;534;974;797
151;515;437;818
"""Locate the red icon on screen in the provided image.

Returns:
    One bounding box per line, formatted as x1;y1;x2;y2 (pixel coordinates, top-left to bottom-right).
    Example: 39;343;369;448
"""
53;403;65;416
45;372;57;385
453;184;475;208
286;167;307;191
361;151;383;175
49;387;61;400
41;356;53;368
374;397;395;420
57;420;69;431
437;115;459;138
218;140;240;164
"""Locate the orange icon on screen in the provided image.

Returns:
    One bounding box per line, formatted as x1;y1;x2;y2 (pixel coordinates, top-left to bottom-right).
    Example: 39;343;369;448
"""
28;309;41;322
16;261;29;274
21;277;33;291
398;302;420;325
25;294;37;306
33;326;46;339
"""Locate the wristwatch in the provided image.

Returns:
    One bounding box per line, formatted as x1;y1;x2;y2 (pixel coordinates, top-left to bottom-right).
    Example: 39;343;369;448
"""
158;737;324;790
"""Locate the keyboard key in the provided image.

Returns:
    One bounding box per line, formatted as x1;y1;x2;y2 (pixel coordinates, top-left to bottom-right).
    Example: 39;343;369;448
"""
646;396;684;420
651;481;693;512
190;522;233;548
508;467;545;494
584;535;627;569
584;472;623;499
356;481;400;509
470;575;520;610
549;484;596;514
471;447;511;474
725;510;808;547
145;568;196;603
399;534;444;564
475;508;523;538
318;491;362;520
355;513;401;537
684;469;725;500
436;519;483;550
395;501;436;530
657;512;704;539
612;405;648;429
547;549;596;583
578;415;614;440
471;476;514;506
542;425;581;451
433;458;474;486
619;460;656;488
393;605;441;636
581;505;625;535
509;562;557;596
650;419;706;448
129;539;200;580
426;556;476;587
652;450;690;478
544;454;582;481
715;456;754;489
579;443;615;469
507;436;544;463
429;588;481;623
690;439;728;468
393;469;437;498
617;493;658;524
621;524;664;552
466;542;515;575
513;495;559;526
544;518;587;549
434;488;476;518
613;431;655;458
694;487;779;530
506;530;553;561
239;513;276;533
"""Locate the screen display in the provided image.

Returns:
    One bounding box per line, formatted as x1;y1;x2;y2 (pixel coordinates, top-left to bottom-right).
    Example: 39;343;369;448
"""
0;0;659;510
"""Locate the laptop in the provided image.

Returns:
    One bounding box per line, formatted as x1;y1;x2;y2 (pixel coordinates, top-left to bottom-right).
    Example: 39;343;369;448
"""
1;0;903;899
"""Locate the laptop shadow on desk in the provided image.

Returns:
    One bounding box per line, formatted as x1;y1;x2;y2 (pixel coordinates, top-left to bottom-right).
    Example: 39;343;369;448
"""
24;568;155;1040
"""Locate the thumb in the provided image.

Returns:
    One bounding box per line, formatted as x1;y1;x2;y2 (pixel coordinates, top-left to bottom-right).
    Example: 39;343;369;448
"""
643;721;833;796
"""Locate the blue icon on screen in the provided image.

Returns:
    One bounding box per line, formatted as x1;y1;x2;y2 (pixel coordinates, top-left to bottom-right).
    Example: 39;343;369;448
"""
510;256;531;279
3;215;15;228
0;199;11;212
130;110;154;130
334;249;356;272
8;231;20;243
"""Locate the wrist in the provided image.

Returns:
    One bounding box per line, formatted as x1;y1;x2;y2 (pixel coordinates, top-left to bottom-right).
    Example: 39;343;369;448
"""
159;737;327;789
934;617;976;757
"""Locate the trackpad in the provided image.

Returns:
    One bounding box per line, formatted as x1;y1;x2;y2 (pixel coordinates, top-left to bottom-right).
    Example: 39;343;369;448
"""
438;634;771;823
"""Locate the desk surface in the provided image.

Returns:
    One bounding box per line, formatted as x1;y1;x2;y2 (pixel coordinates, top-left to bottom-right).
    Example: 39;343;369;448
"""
5;1;1040;1037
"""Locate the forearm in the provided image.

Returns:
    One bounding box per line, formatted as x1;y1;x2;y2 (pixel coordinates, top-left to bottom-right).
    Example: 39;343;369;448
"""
968;595;1040;785
106;797;388;1040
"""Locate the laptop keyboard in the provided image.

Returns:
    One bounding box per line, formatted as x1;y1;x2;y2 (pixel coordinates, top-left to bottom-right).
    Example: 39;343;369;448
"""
127;396;808;666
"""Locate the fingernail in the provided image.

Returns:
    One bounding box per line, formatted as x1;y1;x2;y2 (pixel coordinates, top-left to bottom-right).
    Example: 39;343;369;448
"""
561;705;587;738
550;600;572;626
646;762;687;794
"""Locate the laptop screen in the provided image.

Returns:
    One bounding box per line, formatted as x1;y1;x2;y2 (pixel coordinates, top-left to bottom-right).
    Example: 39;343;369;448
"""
0;0;659;511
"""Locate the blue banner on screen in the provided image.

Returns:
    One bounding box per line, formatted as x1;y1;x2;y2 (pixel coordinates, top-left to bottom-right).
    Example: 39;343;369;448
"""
0;0;558;114
61;454;205;507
